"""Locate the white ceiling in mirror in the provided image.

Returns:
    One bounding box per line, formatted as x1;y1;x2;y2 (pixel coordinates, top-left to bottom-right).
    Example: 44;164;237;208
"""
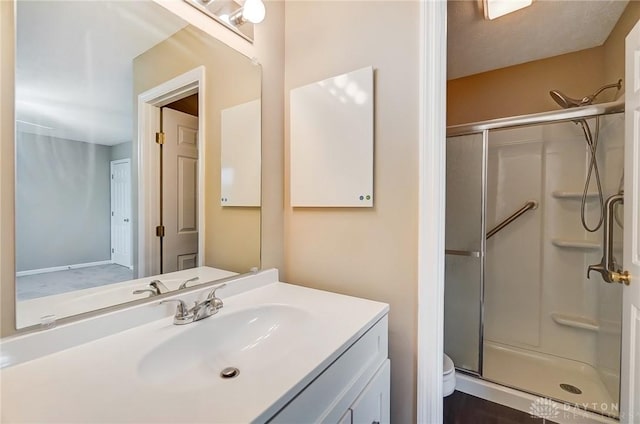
16;1;187;145
448;0;629;80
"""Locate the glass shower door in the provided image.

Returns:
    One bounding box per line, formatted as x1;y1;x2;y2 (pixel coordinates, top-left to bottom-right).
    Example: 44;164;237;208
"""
444;132;486;374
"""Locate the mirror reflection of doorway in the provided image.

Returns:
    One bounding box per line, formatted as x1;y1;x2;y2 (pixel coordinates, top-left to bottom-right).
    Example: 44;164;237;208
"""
110;158;132;269
160;94;199;273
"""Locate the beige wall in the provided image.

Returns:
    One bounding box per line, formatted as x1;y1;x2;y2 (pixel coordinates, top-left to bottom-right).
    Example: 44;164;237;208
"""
134;25;262;273
253;1;285;274
283;2;419;422
138;1;286;276
448;2;640;126
1;0;16;336
447;47;605;125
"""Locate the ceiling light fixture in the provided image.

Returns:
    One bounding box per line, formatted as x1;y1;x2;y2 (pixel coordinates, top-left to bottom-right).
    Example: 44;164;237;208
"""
241;0;265;24
483;0;533;20
185;0;266;43
229;0;265;25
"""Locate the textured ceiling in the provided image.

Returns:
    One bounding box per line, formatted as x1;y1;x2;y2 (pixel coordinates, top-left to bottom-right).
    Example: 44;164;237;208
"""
448;0;629;80
16;1;187;145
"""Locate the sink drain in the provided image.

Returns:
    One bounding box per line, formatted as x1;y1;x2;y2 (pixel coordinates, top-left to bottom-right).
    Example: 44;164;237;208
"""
220;367;240;379
560;383;582;395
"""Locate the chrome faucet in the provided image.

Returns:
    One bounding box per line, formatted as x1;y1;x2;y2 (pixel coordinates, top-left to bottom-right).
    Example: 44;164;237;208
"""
160;284;226;325
179;276;200;290
132;279;169;297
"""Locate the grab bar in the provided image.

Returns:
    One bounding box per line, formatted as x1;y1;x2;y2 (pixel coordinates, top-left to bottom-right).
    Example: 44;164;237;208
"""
486;200;538;240
445;200;537;258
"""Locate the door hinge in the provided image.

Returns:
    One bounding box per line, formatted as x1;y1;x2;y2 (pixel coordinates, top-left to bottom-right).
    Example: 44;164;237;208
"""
111;248;114;253
156;225;165;237
111;211;114;216
155;132;165;145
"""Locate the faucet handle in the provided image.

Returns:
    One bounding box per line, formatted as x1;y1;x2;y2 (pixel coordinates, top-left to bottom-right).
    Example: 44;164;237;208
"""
207;283;227;300
160;299;194;325
149;279;169;294
207;284;227;311
133;288;157;297
179;276;200;290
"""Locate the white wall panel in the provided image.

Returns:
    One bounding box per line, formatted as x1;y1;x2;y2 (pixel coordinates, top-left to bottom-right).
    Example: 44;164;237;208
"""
221;99;261;207
290;67;374;207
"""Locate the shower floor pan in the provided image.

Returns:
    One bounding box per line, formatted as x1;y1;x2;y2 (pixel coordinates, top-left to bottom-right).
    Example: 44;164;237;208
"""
483;342;618;418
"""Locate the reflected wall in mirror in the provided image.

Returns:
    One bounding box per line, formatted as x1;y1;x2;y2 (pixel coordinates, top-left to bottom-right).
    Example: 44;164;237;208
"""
15;0;262;329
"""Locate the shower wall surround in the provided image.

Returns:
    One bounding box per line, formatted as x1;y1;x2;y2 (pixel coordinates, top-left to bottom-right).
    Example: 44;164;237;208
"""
484;114;624;403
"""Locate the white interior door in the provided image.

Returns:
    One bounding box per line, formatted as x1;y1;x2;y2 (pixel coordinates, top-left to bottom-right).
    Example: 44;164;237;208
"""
622;19;640;424
162;108;199;273
110;159;132;268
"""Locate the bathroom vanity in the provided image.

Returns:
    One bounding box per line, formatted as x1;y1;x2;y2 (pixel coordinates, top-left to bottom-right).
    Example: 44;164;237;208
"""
0;269;390;423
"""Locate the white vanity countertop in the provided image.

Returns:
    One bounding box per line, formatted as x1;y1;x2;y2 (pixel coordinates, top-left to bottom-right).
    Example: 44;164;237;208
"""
1;276;388;423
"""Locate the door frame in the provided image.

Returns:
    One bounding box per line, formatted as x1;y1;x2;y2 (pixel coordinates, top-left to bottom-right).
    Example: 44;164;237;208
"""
417;1;447;422
110;158;132;268
137;66;206;278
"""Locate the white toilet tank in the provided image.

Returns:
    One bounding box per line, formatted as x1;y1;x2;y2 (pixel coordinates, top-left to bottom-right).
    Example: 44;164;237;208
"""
443;353;456;397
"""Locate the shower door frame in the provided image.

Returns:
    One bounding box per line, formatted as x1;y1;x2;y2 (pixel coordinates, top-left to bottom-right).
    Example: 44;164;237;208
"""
446;99;625;415
479;130;488;376
447;100;624;138
445;129;488;377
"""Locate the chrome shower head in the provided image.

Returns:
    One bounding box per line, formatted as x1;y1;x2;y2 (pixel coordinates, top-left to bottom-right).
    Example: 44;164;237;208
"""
550;79;622;109
549;90;583;108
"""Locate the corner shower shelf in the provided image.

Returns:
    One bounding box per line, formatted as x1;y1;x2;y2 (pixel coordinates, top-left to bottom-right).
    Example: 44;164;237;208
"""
551;313;599;332
551;239;600;251
552;191;600;200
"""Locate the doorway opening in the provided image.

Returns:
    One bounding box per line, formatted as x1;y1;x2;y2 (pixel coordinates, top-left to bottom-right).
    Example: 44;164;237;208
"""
137;66;206;279
160;94;200;273
110;158;132;269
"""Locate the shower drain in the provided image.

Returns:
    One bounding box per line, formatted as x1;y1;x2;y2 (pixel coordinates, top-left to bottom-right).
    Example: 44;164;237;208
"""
560;383;583;395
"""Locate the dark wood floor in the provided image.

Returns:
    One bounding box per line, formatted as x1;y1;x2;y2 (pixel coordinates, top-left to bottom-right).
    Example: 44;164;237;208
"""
444;391;558;424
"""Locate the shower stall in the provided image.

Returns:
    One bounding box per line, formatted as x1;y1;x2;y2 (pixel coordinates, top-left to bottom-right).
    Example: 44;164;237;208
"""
444;100;625;418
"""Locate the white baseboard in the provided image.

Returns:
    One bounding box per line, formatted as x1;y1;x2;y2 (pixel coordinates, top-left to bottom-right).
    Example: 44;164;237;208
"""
16;260;113;277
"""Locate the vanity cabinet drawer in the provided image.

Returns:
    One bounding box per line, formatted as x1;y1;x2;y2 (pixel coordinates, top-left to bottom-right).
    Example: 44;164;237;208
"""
268;315;388;424
350;359;390;424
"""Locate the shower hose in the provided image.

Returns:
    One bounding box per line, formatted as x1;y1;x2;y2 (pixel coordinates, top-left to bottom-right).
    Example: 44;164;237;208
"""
578;117;604;232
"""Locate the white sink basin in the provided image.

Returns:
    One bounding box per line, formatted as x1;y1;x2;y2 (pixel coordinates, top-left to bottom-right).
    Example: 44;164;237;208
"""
137;304;313;391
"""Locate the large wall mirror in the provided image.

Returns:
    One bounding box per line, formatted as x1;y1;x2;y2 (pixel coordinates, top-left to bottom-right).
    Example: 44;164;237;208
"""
15;0;262;329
